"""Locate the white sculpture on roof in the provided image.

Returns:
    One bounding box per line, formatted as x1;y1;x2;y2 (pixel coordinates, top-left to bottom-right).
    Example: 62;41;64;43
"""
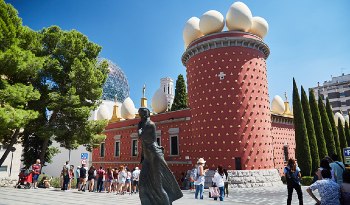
152;88;168;114
271;95;285;115
183;1;269;48
249;16;269;38
183;17;203;48
226;2;253;32
121;97;136;119
334;112;345;126
199;10;225;35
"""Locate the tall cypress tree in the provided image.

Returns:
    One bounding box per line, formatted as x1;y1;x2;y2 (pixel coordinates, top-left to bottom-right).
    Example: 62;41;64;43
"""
309;90;328;159
338;119;348;161
293;78;312;176
318;97;336;156
171;74;188;111
326;98;342;159
301;86;319;172
345;121;350;147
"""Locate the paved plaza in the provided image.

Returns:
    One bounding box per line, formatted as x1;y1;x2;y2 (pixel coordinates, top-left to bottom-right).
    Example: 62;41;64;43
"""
0;185;319;205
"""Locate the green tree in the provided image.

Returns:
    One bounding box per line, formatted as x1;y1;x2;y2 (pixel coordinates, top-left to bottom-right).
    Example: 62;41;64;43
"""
318;97;336;156
326;98;342;161
0;0;42;166
301;86;319;172
171;74;188;111
309;89;328;159
293;78;312;176
345;121;350;147
21;26;109;165
338;119;348;160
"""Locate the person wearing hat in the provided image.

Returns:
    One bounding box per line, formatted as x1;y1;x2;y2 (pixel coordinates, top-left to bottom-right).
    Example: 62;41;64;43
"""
195;158;208;199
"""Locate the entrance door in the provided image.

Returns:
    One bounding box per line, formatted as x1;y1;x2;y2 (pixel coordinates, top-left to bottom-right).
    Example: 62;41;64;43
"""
235;157;242;170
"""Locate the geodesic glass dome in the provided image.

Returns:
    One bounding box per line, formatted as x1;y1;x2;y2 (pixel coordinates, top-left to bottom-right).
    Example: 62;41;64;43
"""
100;58;130;102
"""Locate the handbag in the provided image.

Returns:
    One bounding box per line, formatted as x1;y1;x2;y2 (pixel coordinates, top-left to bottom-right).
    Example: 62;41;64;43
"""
209;186;220;198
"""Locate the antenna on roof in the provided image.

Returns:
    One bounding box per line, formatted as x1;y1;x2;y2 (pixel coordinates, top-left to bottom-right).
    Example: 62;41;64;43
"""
341;68;346;76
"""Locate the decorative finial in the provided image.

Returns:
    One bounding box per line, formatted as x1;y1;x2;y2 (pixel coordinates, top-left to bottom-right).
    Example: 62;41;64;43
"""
114;94;118;103
284;92;288;102
142;84;146;98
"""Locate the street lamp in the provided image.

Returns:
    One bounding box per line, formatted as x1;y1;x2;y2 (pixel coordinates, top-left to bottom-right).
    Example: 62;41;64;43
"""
9;146;16;177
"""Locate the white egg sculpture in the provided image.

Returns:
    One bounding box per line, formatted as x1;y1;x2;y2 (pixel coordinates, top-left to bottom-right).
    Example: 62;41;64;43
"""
199;10;225;35
271;95;285;115
183;17;203;48
249;16;269;38
152;88;168;113
226;2;253;32
345;115;349;124
96;104;111;120
121;97;136;119
334;112;345;126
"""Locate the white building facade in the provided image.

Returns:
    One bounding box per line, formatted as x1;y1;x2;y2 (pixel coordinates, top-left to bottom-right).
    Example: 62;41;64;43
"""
310;73;350;115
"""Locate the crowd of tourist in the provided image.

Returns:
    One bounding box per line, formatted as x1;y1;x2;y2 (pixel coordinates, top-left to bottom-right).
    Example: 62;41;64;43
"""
58;162;141;195
285;154;350;205
15;159;141;195
190;158;229;202
16;155;350;204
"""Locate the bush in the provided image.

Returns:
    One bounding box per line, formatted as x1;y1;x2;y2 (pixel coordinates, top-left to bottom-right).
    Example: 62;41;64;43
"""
301;176;313;186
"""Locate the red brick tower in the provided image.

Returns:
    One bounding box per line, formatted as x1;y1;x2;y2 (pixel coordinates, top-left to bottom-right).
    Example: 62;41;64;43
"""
182;31;273;170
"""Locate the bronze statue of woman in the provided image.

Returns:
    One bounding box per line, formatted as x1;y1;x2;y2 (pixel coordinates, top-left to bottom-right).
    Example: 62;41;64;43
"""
138;107;183;205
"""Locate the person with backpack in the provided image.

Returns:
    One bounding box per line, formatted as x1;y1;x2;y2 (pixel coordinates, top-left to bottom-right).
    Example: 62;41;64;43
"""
284;158;303;205
330;154;346;185
189;165;198;192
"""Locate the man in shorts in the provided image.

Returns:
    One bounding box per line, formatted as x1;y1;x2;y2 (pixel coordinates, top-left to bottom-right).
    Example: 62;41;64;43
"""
132;167;140;194
79;163;88;191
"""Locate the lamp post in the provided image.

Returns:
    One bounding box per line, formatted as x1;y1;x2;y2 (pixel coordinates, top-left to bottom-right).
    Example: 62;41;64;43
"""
9;147;16;177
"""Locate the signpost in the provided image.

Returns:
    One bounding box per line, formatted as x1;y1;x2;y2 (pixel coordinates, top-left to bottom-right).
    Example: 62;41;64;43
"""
343;147;350;165
81;153;88;160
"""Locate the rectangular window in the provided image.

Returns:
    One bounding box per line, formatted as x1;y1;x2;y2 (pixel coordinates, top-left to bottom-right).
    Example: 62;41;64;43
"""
170;136;179;156
132;139;138;156
284;145;289;162
235;158;242;170
100;142;105;157
115;141;120;157
0;166;7;172
156;137;161;146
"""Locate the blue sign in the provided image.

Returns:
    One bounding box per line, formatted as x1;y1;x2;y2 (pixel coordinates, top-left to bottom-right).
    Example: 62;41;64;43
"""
344;148;350;165
81;153;88;160
344;148;350;157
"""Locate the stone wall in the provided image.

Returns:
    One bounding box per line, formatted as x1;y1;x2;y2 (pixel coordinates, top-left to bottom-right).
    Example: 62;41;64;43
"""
186;168;282;189
227;169;283;188
0;177;17;187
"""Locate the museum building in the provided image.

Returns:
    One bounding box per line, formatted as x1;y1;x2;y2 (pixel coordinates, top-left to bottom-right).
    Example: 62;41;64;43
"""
92;2;296;186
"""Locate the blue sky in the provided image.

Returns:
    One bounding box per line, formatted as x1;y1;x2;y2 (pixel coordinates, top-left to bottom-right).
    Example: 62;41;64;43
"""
6;0;350;106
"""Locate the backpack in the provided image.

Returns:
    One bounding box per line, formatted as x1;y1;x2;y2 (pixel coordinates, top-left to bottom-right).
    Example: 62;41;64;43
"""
190;168;198;181
80;167;86;177
285;167;299;185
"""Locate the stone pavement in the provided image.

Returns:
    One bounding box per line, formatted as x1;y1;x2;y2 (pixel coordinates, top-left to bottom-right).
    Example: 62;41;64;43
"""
0;185;319;205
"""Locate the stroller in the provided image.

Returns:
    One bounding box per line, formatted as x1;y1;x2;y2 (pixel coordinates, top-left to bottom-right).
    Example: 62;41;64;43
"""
16;168;32;189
